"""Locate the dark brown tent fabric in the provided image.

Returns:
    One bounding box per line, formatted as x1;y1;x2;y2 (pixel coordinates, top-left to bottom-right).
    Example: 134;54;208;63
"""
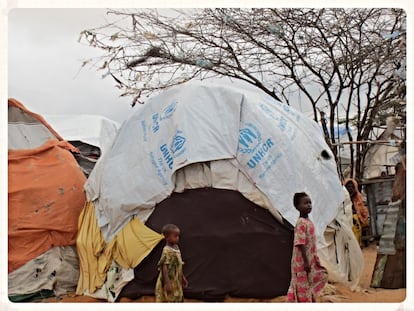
119;188;294;301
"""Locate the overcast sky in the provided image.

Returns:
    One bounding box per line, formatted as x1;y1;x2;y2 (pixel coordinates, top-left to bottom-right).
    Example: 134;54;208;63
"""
7;7;320;126
10;6;385;127
6;8;285;125
8;8;135;123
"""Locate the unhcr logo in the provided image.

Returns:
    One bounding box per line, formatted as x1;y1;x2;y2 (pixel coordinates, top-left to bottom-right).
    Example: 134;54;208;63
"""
160;144;174;169
171;130;186;157
160;130;187;170
238;123;276;169
247;138;275;169
151;101;178;134
160;100;177;120
238;123;261;154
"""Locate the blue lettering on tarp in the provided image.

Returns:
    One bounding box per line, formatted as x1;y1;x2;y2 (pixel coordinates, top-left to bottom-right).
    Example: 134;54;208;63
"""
150;151;168;186
260;96;302;122
260;101;300;141
247;138;275;168
160;100;177;120
158;130;187;170
238;123;262;154
278;116;287;132
260;103;277;121
152;113;160;133
259;152;282;179
160;144;174;170
149;101;178;134
158;157;167;173
288;127;298;141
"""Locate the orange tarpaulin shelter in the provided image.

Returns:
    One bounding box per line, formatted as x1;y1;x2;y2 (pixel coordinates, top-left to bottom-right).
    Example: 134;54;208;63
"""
8;98;86;273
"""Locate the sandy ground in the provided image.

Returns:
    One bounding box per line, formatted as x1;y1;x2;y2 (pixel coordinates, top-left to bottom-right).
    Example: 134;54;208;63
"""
45;242;406;303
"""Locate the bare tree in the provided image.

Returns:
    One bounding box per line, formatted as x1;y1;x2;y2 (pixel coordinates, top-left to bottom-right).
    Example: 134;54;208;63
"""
79;8;406;179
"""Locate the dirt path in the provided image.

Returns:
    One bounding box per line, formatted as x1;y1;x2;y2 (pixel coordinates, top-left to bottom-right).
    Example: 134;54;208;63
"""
46;242;405;303
317;242;406;303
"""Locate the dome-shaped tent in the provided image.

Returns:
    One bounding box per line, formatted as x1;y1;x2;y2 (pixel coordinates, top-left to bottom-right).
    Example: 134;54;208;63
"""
76;82;362;301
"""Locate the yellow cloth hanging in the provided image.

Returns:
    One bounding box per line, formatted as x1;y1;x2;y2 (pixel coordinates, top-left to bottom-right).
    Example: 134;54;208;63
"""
76;202;109;294
76;201;163;295
110;217;164;268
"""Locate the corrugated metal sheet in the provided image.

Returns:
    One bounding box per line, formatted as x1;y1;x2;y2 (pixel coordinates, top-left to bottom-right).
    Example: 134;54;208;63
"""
365;179;395;237
378;200;401;255
371;255;387;287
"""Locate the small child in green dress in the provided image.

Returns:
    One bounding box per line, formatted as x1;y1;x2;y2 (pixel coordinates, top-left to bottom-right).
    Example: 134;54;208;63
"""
155;224;188;302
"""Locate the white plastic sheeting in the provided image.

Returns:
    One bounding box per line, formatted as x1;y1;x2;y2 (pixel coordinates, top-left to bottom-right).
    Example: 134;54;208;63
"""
317;187;364;290
86;83;242;240
8;106;57;150
82;261;134;303
363;117;402;179
43;114;120;154
8;246;79;297
86;82;344;242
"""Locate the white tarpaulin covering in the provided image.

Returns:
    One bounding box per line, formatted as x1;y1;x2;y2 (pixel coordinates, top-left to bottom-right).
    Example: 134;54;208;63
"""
8;105;57;150
82;261;134;303
317;187;364;290
86;82;344;242
43;114;120;154
8;246;79;297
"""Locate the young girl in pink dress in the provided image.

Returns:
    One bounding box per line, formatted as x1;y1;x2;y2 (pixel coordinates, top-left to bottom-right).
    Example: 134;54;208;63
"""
287;192;328;302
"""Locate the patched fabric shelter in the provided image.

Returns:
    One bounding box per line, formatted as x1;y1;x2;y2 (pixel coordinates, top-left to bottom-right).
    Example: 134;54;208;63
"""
77;82;363;301
8;98;87;299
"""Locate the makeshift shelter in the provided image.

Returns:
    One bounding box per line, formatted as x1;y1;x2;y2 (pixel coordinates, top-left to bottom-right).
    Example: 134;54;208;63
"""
43;114;120;177
361;117;405;238
8;99;86;300
371;154;406;289
363;117;404;180
76;82;362;301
